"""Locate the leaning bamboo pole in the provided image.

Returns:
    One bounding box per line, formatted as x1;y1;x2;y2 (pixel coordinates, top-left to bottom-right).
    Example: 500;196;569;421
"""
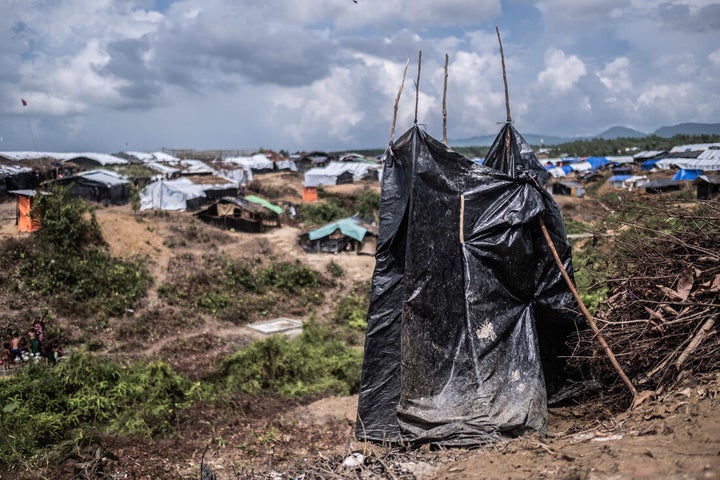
494;26;650;408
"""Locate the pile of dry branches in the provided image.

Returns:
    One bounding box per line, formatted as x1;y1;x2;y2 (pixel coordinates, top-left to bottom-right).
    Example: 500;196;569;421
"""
569;197;720;397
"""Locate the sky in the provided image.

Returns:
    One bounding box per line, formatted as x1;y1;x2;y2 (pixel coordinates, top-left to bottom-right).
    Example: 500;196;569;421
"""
1;0;719;154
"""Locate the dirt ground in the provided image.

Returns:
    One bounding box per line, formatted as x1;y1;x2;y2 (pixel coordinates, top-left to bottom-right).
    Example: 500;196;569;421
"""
1;174;718;479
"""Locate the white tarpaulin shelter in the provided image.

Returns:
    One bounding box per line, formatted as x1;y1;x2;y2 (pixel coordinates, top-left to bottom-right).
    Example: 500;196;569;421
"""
656;148;720;172
304;161;380;187
140;177;237;211
0;151;128;165
225;153;274;172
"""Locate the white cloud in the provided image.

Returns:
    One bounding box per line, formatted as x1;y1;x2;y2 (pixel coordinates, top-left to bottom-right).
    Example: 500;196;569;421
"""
597;57;632;91
537;48;587;93
710;49;720;66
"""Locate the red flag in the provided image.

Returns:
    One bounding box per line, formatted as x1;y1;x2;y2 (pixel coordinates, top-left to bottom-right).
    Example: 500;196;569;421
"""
21;98;27;106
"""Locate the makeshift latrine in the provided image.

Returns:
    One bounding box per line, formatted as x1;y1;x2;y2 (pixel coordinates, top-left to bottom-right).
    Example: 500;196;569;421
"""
195;196;281;233
9;190;43;232
356;123;582;446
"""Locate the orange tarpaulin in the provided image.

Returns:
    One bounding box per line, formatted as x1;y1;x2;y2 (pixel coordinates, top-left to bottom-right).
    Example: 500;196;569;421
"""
17;194;41;232
303;186;318;202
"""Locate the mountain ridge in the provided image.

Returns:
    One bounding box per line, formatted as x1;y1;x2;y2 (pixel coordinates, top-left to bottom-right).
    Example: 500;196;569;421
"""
450;122;720;147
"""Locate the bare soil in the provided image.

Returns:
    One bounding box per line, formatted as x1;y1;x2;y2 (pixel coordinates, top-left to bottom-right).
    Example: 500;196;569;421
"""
0;174;718;479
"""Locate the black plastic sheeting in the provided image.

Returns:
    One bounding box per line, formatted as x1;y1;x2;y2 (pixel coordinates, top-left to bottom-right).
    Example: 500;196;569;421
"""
355;124;583;446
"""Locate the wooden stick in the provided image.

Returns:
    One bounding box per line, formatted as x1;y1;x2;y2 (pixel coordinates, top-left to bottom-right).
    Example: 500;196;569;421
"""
459;194;465;244
497;27;514;175
442;53;449;145
414;50;422;125
496;26;511;123
389;59;410;144
675;314;717;369
538;216;639;398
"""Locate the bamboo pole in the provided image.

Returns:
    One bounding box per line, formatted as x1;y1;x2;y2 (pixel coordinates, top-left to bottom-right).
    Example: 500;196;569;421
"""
414;51;422;125
496;26;511;124
389;59;410;145
496;26;647;407
538;218;641;401
442;53;449;145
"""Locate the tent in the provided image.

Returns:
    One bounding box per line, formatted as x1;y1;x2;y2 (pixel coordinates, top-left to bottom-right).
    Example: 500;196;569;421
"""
672;168;702;181
695;175;720;200
224;154;275;174
644;179;683;194
549;181;585;197
245;195;283;214
299;217;376;254
584;157;610;171
356;124;581;446
48;169;131;205
608;174;632;188
139;177;237;211
195;196;281;233
641;159;660;170
303;161;380;187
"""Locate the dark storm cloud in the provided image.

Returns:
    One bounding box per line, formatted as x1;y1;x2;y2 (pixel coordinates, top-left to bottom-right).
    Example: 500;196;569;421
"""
152;14;343;89
99;35;163;103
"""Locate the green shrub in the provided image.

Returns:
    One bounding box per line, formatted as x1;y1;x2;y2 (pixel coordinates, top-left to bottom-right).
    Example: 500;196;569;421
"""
299;199;349;226
0;351;199;465
326;260;344;278
33;184;104;253
0;185;151;319
332;282;370;331
261;261;320;294
216;319;363;398
354;187;380;221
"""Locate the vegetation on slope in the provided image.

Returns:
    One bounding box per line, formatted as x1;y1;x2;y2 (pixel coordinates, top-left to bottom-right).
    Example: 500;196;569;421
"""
0;184;151;320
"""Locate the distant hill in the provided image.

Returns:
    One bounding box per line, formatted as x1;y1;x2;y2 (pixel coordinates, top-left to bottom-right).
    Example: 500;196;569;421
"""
652;122;720;137
451;122;720;147
596;126;646;139
451;132;567;147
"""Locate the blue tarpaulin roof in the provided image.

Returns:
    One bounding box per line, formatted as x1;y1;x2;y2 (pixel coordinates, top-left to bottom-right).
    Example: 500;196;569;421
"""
585;157;610;170
641;159;660;170
608;175;632;183
672;168;703;181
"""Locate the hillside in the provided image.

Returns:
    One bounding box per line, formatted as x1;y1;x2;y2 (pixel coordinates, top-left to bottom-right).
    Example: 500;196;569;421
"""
1;171;719;479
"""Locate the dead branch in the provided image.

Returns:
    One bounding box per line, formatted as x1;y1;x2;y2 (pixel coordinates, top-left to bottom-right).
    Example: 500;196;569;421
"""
675;314;717;370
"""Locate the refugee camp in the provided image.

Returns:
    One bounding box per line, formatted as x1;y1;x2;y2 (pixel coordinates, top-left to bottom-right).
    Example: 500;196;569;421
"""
1;1;719;479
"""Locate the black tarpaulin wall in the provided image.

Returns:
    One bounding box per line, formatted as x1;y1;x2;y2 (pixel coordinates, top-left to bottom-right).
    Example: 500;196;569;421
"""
356;124;581;446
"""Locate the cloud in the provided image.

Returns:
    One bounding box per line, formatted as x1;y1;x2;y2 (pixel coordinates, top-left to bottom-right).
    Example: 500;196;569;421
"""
597;57;632;91
710;48;720;66
658;1;720;32
1;0;719;152
535;0;630;29
536;48;587;93
328;0;502;30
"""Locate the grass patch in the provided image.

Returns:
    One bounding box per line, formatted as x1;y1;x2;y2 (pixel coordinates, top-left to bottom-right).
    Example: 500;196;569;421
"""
159;256;325;322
